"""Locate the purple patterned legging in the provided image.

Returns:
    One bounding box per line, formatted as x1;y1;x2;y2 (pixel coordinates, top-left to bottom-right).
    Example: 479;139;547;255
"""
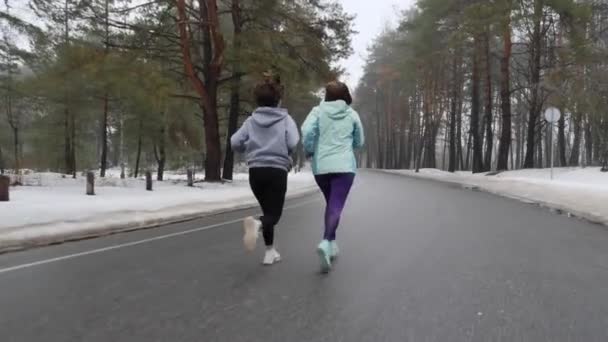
314;173;355;241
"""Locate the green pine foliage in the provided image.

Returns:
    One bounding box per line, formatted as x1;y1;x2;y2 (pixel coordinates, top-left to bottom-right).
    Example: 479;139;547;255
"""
0;0;354;177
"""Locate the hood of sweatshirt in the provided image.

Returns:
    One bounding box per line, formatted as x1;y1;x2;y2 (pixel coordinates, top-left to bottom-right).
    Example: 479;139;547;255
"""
251;107;288;127
317;100;350;120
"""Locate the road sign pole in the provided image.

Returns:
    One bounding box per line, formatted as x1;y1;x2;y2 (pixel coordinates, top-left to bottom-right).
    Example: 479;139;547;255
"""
544;107;561;181
550;123;554;180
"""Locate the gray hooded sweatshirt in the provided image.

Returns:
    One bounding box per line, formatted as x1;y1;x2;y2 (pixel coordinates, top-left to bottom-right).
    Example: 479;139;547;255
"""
230;107;300;171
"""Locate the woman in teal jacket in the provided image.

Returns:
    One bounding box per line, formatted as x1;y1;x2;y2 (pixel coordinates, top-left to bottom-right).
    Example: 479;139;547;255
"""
301;81;365;273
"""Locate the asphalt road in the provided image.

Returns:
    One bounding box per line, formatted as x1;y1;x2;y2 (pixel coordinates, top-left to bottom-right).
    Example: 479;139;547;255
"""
2;171;608;342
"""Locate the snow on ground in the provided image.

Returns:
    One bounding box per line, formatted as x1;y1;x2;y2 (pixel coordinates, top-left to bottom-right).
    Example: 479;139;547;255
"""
385;167;608;226
0;168;316;252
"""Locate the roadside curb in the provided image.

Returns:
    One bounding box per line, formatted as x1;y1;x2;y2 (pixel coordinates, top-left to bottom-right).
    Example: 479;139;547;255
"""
0;186;319;254
379;170;608;228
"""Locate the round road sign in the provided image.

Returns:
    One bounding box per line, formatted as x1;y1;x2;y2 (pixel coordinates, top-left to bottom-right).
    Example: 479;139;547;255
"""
544;107;561;123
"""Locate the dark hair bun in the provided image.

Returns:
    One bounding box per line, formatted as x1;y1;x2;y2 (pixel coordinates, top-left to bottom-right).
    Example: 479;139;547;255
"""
254;72;283;107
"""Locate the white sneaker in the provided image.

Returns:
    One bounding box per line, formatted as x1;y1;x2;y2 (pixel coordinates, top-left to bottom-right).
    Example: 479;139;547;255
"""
243;217;261;252
263;248;281;265
317;240;332;273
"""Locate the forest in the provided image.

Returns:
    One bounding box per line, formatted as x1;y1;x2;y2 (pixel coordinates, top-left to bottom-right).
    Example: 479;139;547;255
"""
0;0;353;182
355;0;608;173
3;0;608;184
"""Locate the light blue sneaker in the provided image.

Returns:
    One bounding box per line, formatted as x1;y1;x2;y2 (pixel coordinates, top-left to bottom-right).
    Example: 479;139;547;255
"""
317;240;332;273
329;241;339;260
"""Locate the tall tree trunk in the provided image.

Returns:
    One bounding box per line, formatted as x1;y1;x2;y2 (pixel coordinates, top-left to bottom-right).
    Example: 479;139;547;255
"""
421;78;432;169
427;76;442;169
423;119;437;169
6;96;21;179
1;8;10;176
448;50;461;173
415;124;425;172
119;112;125;178
389;100;394;168
156;109;167;181
62;0;74;176
202;0;224;181
536;124;543;167
399;96;410;169
222;82;241;180
0;144;4;174
222;0;243;181
555;19;567;168
365;142;371;168
584;115;593;165
443;130;448;170
375;89;384;168
497;12;512;171
11;127;20;178
515;119;521;168
155;130;166;181
4;33;20;179
385;90;390;168
384;84;392;168
570;110;582;166
177;0;225;182
465;132;472;171
100;0;110;178
64;110;76;178
406;95;416;169
471;35;484;173
483;31;494;171
100;94;109;177
516;93;525;168
592;123;601;166
204;82;222;181
413;90;423;172
64;109;72;175
524;0;543;168
558;108;567;166
134;120;143;178
70;109;76;178
510;136;515;170
457;97;464;170
384;86;391;168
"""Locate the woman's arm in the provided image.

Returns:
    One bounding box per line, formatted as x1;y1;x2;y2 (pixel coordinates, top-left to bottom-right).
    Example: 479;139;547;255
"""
285;116;300;154
352;110;365;149
230;119;250;153
301;108;320;155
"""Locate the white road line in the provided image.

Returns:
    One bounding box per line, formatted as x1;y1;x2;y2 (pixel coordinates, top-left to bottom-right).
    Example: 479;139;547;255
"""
0;198;319;275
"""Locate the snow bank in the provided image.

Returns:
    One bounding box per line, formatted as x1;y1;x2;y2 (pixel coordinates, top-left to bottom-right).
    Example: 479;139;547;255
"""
384;167;608;226
0;170;317;252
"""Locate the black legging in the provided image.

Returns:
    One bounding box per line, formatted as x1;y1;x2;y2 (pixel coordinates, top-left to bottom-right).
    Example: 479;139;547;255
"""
249;167;288;246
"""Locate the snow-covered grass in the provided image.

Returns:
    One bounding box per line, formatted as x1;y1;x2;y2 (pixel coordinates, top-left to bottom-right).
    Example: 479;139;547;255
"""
0;168;316;252
478;167;608;192
385;167;608;226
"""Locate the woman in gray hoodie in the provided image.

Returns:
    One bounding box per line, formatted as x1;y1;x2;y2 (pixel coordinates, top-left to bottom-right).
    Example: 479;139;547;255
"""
230;79;300;265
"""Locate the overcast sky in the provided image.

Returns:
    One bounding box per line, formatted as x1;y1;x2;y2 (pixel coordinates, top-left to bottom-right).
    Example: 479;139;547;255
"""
339;0;416;89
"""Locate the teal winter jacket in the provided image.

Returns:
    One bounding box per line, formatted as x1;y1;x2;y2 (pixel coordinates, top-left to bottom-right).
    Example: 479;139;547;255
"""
301;100;365;175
